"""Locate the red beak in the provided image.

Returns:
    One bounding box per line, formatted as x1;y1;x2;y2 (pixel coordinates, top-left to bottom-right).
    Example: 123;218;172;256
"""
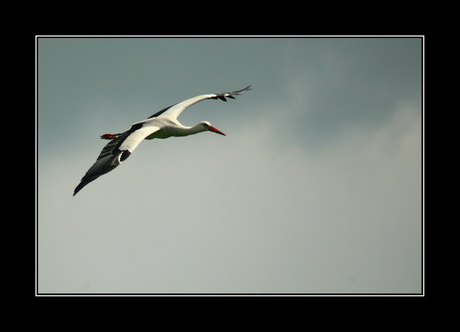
208;126;226;136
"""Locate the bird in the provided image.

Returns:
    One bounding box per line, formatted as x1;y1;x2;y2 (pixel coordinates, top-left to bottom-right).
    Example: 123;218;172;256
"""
73;85;252;196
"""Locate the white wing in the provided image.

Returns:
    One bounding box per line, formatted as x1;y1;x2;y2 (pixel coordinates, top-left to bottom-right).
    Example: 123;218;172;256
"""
118;125;159;152
74;124;160;195
147;85;252;120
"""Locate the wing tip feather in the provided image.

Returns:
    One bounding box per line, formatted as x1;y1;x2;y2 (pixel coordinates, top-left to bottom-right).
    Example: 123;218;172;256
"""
213;85;252;102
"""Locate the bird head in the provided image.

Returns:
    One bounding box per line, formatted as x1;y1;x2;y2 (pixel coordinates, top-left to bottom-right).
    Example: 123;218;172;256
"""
199;121;226;136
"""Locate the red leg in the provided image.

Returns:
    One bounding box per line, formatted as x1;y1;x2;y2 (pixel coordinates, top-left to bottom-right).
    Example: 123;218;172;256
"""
100;133;118;140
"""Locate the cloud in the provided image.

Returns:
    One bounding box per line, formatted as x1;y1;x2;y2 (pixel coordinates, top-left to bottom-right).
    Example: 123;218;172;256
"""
38;97;421;293
38;37;422;293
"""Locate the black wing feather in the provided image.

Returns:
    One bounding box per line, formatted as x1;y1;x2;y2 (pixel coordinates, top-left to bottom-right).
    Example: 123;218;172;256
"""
211;85;252;101
73;131;132;196
147;104;176;119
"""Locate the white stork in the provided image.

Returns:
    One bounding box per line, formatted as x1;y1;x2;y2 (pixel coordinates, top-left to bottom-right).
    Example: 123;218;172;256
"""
73;85;252;196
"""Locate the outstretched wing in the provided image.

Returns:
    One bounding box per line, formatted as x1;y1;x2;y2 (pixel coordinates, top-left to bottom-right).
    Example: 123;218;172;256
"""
74;85;252;196
147;85;252;120
73;124;159;196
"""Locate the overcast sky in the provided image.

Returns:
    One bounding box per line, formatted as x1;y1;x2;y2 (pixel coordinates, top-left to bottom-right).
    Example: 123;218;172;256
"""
37;37;422;294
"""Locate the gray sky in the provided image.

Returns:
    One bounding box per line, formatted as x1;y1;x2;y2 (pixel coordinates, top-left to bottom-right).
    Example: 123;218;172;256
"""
37;37;422;294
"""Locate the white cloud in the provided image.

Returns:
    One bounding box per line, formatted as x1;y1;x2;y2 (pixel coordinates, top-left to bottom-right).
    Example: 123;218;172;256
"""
37;38;422;294
38;99;421;293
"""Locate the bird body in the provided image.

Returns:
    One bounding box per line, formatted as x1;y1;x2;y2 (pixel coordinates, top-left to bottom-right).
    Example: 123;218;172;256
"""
73;85;251;196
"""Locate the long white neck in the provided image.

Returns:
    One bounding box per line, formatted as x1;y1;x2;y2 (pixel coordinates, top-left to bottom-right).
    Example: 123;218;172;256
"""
171;123;206;137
